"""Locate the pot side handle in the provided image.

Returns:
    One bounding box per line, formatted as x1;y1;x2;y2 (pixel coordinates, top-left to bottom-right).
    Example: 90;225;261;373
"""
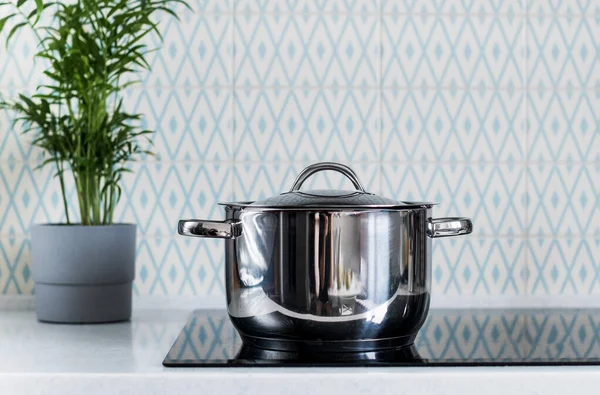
178;219;242;239
427;217;473;238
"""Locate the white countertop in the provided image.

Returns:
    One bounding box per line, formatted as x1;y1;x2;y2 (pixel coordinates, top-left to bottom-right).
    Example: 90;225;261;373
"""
2;299;600;395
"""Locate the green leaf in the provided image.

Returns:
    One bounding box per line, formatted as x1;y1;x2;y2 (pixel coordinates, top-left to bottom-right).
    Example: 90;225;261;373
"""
34;0;44;23
0;14;14;36
16;0;27;7
6;22;27;47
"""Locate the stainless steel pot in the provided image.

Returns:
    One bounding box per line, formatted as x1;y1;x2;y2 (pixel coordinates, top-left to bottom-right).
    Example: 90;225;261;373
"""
178;162;472;352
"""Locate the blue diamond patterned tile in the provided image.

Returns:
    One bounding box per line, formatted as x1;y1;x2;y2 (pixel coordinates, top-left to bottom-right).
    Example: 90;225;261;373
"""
233;163;300;201
134;236;225;296
0;163;70;235
234;13;380;87
115;163;233;237
122;88;233;162
234;88;380;161
527;238;600;295
233;162;381;201
526;1;600;16
430;237;526;296
382;0;524;14
0;108;27;163
235;0;380;13
0;237;32;294
0;21;49;89
527;14;600;89
382;13;525;88
1;1;600;300
143;13;232;87
382;88;525;162
528;164;600;237
185;0;232;13
186;162;234;218
382;164;526;236
527;91;599;163
0;90;43;163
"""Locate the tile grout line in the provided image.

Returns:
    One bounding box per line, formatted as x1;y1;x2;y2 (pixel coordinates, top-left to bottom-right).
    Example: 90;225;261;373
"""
2;233;597;240
160;10;600;18
3;85;598;92
2;159;600;166
379;1;384;194
523;2;530;298
231;6;236;201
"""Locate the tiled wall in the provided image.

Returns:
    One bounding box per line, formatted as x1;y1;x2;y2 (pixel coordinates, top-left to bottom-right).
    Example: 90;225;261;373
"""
0;1;598;301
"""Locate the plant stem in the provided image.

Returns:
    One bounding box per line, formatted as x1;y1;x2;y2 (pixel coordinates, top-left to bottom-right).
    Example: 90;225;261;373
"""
86;172;93;225
74;175;86;225
108;184;115;224
102;179;109;225
93;173;100;224
56;162;70;224
108;190;114;224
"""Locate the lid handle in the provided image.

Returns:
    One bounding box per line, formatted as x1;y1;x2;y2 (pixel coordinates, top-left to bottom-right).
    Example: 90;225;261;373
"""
289;162;366;192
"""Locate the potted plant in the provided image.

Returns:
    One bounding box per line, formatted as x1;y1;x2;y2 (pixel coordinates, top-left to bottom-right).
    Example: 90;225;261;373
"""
0;0;187;323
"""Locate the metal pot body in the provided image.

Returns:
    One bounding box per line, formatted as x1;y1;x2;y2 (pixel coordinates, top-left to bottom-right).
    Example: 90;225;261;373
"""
178;162;472;352
221;205;434;351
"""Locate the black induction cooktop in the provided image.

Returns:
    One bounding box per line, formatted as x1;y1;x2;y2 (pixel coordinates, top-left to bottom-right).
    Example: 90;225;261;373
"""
163;309;600;367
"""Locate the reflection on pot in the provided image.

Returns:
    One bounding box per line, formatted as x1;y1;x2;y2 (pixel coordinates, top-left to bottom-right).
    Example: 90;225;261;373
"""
236;211;278;287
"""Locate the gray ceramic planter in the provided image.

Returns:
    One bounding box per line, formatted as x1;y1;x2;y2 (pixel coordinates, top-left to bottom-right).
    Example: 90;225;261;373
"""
32;224;136;324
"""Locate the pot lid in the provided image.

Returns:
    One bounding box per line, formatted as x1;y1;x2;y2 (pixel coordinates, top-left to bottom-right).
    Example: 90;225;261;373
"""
239;162;435;209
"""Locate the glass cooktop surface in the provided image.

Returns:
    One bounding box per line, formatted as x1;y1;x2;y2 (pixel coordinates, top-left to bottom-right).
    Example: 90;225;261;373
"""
164;309;600;367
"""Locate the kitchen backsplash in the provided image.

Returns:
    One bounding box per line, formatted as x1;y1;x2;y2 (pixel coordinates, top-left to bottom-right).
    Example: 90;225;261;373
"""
0;0;598;301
